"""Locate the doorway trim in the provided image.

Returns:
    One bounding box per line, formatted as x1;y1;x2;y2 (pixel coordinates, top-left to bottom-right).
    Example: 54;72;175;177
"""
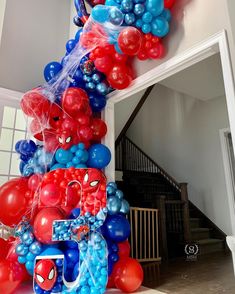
220;128;235;235
104;30;235;196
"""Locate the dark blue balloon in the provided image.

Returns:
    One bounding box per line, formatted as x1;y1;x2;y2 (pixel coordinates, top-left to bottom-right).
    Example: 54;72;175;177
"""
66;39;76;53
64;240;78;249
89;93;107;112
108;257;114;275
87;144;111;169
75;29;83;41
65;248;79;268
44;62;62;82
69;208;81;219
19;161;26;174
102;214;131;242
72;261;80;280
15;140;24;153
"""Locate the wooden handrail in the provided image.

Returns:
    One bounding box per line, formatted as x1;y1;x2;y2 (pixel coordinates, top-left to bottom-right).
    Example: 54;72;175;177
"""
123;136;181;190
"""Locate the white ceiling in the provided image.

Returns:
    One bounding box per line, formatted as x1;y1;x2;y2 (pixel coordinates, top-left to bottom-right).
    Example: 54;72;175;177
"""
160;53;225;100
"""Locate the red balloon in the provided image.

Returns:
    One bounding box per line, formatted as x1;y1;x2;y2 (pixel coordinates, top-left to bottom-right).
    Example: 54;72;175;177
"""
40;184;61;206
113;52;128;63
107;65;132;90
33;207;65;244
90;118;107;141
118;28;143;56
49;103;63;128
78;126;93;141
94;56;114;73
147;43;164;59
28;174;43;192
0;260;25;294
62;88;90;118
21;89;51;118
0;239;11;261
118;240;131;259
164;0;175;9
113;258;143;293
0;178;30;227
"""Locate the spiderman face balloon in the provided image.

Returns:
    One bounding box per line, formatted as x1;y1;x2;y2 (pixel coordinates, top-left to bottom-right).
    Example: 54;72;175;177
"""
82;169;104;192
34;259;57;291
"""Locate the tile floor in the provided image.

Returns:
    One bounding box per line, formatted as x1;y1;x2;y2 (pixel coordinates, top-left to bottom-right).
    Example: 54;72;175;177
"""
143;252;235;294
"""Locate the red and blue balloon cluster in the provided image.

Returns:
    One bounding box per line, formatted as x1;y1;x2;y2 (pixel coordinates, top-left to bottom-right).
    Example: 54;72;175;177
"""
0;0;177;293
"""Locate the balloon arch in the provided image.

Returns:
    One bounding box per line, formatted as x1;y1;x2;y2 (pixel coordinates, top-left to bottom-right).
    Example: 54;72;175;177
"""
0;0;176;293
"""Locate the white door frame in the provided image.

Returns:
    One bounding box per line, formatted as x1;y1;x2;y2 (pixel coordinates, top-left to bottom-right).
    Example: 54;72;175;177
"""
103;29;235;234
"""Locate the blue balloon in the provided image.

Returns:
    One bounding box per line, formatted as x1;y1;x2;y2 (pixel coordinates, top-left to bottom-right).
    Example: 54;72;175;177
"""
44;62;62;82
69;208;81;219
105;0;120;6
146;0;164;16
91;5;109;23
102;214;131;242
73;261;80;280
66;39;76;53
92;73;102;84
161;8;172;22
109;7;124;25
87;144;111;169
89;93;107;112
55;148;73;164
121;0;133;12
40;247;63;256
135;19;143;28
124;13;136;25
96;82;109;95
86;82;96;91
134;4;145;16
75;29;83;41
65;249;79;268
107;196;122;215
142;23;151;34
120;199;130;214
115;189;124;199
151;16;169;37
142;11;153;23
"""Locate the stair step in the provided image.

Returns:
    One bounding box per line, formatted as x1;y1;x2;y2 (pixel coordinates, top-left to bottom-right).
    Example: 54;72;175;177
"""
190;218;201;228
197;238;224;255
191;228;211;240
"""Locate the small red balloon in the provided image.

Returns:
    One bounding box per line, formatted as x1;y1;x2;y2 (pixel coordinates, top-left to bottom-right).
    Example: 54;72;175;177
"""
28;174;43;192
33;207;65;244
147;43;164;59
94;56;114;73
0;239;11;261
118;27;143;56
62;88;90;118
40;184;61;206
90;118;107;141
107;65;132;90
113;258;143;293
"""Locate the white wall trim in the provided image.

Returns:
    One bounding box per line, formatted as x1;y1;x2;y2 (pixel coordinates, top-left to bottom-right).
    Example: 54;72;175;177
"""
220;128;235;235
103;29;235;232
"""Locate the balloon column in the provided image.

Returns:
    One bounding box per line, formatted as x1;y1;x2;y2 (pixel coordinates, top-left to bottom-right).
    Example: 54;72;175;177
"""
0;0;178;293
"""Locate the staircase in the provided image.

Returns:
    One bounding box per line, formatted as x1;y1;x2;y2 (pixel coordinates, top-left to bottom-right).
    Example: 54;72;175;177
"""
116;135;226;259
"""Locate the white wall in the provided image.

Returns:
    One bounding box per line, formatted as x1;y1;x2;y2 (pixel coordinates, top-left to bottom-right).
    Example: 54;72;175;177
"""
0;0;71;92
126;84;233;235
115;90;144;139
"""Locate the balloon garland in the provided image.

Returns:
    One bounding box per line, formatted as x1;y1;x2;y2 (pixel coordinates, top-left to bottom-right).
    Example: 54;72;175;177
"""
0;0;177;293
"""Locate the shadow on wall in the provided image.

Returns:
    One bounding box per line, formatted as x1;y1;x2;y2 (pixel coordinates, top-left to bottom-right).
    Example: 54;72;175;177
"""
164;0;194;57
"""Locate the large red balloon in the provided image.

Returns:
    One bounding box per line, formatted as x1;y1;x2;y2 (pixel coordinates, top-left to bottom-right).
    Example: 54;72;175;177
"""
107;65;132;90
0;239;11;261
94;56;113;73
113;258;143;293
118;28;142;56
0;178;30;227
62;87;90;118
33;207;65;244
0;260;25;294
21;89;50;118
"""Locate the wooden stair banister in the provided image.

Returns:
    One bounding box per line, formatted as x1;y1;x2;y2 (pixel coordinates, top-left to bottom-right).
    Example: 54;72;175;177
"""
180;183;191;243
